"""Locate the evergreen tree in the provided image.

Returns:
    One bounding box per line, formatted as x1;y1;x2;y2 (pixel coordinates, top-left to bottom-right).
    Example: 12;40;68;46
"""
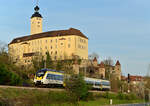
64;74;89;102
46;52;54;69
56;60;63;70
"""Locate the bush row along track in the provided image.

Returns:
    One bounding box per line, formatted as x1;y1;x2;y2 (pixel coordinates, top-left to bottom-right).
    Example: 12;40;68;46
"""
0;85;107;93
106;103;150;106
0;85;64;92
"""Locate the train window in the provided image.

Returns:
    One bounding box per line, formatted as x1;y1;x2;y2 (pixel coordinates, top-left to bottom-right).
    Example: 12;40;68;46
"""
46;74;63;81
37;72;45;77
95;82;100;86
101;81;110;86
86;80;94;85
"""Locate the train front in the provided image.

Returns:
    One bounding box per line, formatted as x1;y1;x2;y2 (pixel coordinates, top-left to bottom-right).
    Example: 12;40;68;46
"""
34;70;46;86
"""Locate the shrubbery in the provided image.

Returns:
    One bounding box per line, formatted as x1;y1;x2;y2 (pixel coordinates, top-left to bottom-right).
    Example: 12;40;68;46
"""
93;92;138;101
64;74;90;102
117;92;137;100
0;63;23;85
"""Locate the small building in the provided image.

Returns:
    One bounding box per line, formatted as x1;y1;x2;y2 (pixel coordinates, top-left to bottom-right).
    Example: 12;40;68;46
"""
128;75;143;85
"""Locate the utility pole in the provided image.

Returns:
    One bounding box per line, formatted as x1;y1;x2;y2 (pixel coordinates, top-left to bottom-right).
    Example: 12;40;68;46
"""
127;73;130;93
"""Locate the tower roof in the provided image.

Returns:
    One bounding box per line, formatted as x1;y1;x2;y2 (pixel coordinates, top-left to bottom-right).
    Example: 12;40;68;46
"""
31;6;42;18
115;60;121;66
93;57;97;62
99;62;105;68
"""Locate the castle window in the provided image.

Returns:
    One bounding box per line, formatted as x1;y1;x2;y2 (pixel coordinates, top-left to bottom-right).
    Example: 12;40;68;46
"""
51;40;53;43
51;51;53;55
45;40;47;43
51;46;53;49
56;39;57;43
68;44;70;48
45;46;47;49
55;51;57;55
56;45;57;48
54;56;57;60
78;44;81;48
61;43;63;45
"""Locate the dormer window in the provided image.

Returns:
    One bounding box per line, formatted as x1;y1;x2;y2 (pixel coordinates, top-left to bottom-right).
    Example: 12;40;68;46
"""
17;40;20;43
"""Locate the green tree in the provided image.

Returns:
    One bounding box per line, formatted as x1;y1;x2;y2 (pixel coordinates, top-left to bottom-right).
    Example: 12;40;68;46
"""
32;55;45;70
56;60;63;70
0;63;22;85
46;52;54;69
64;74;89;102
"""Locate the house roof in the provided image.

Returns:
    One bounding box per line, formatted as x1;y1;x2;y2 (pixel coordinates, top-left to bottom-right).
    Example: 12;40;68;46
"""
128;76;143;81
99;62;105;68
9;28;88;45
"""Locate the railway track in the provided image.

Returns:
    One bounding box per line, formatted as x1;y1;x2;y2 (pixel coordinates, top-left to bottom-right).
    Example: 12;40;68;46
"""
0;85;64;92
0;85;108;93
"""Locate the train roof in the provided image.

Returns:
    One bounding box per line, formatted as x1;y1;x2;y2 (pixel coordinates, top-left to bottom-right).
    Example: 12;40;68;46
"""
37;69;64;73
84;77;110;82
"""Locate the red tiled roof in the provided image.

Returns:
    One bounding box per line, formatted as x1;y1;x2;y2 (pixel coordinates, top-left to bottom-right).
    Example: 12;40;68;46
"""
93;57;97;62
99;62;105;68
121;76;126;81
9;28;88;45
128;76;143;81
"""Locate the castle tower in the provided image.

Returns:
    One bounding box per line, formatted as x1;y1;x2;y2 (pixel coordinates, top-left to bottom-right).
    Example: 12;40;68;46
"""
115;60;121;80
93;57;98;67
98;62;105;79
31;6;43;35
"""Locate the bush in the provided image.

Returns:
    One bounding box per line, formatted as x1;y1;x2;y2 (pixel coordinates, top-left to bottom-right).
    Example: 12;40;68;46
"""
117;92;126;100
117;92;137;100
65;74;89;102
104;92;117;99
0;63;23;86
125;93;137;100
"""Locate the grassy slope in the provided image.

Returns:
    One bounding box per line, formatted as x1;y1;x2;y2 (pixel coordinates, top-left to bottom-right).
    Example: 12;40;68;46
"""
0;88;143;106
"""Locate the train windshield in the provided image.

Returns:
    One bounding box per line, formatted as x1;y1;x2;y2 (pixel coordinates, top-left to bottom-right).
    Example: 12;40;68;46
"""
36;71;45;77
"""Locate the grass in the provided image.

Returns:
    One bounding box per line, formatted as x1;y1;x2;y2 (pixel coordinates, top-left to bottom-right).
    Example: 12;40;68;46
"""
0;88;144;106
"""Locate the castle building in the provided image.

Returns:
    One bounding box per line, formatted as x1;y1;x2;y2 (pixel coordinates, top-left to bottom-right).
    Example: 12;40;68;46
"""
85;58;121;80
98;62;105;79
8;5;88;66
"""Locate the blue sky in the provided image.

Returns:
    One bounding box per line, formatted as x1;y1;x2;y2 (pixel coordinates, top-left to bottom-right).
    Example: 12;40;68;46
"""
0;0;150;76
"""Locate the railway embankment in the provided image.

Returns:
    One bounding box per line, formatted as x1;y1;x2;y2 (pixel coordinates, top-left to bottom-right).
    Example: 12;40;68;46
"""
0;86;144;106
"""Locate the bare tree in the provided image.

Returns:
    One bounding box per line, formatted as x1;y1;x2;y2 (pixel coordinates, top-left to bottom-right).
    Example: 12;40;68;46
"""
88;52;99;60
0;41;7;54
103;57;114;66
